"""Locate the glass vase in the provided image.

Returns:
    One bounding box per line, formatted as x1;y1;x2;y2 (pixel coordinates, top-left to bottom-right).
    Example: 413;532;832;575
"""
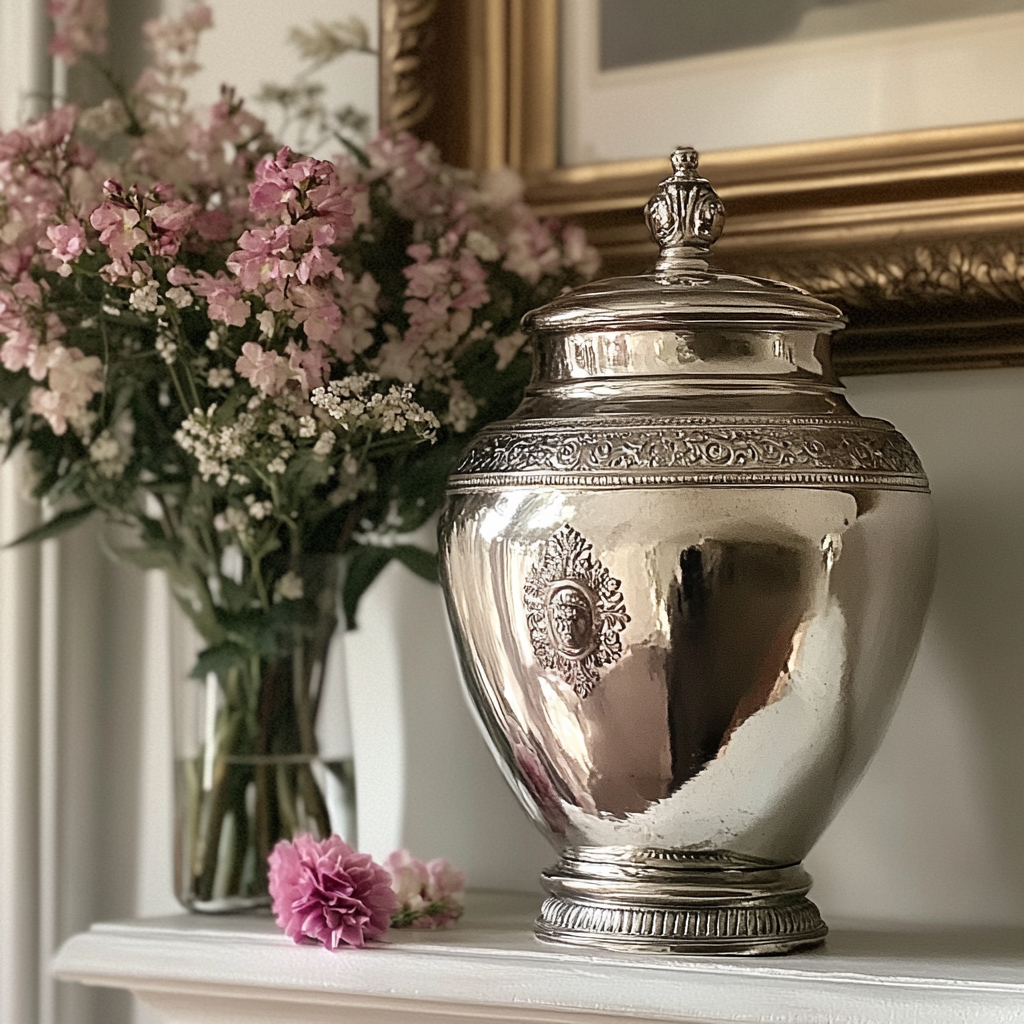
173;557;356;912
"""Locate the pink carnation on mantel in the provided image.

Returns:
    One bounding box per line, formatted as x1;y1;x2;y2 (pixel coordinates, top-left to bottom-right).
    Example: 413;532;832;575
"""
386;849;466;929
268;834;396;950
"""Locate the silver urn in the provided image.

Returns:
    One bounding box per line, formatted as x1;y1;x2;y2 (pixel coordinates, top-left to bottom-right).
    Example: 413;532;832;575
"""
438;148;936;955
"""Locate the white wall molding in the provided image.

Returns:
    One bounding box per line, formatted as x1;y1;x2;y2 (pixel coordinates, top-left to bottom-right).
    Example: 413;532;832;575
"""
0;459;42;1024
0;0;51;130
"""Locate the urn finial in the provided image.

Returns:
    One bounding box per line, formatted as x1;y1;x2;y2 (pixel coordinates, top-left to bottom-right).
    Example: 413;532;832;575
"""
645;147;725;271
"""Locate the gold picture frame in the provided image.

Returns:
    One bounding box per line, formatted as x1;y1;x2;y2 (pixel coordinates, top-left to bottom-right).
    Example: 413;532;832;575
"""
379;0;1024;374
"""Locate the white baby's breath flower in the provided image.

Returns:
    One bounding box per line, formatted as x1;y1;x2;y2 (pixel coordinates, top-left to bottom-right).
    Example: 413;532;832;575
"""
464;229;500;263
297;415;317;438
155;331;178;365
313;431;335;458
494;329;527;370
205;328;223;351
267;456;287;474
256;310;276;338
166;286;194;309
101;303;121;317
77;98;130;140
244;494;274;520
213;506;248;534
129;280;161;314
310;375;439;439
443;384;477;433
275;570;304;601
207;367;234;388
88;410;134;479
175;404;258;485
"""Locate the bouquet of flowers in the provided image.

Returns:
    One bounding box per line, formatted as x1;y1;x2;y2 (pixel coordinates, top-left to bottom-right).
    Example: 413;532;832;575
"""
0;2;598;908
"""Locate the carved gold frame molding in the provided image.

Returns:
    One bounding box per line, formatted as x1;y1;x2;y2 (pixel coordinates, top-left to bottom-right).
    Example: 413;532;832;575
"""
379;0;1024;374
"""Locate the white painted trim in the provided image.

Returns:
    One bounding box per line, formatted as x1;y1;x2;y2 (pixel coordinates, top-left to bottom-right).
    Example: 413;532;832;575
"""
37;536;61;1024
0;459;41;1024
52;893;1024;1024
0;0;51;129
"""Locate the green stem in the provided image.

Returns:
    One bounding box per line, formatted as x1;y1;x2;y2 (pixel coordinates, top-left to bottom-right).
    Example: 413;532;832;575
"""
275;762;299;835
166;361;193;416
195;714;241;902
297;762;331;837
83;53;146;136
249;553;271;610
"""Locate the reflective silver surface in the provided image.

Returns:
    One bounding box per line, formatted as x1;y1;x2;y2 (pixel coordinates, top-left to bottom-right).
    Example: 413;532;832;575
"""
438;150;936;955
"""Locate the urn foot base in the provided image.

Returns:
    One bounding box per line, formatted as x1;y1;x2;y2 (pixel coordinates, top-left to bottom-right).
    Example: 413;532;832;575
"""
535;848;827;956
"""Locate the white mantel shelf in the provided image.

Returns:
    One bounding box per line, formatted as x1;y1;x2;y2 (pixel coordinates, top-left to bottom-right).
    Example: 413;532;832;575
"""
53;892;1024;1024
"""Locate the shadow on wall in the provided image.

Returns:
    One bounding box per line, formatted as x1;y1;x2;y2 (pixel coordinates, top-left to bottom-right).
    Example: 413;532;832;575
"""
808;369;1024;927
928;494;1024;903
346;560;554;891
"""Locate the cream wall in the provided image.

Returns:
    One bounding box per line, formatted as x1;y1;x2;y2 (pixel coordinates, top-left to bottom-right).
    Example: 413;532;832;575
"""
810;368;1024;925
165;0;378;145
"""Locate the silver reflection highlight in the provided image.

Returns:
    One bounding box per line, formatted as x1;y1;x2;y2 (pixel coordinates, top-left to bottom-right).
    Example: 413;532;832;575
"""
439;148;936;955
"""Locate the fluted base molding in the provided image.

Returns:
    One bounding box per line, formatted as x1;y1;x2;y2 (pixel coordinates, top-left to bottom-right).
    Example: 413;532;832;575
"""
536;847;827;956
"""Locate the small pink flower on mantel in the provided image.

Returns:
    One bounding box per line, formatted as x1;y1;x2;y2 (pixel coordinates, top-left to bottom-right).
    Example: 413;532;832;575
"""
268;834;396;950
386;849;466;929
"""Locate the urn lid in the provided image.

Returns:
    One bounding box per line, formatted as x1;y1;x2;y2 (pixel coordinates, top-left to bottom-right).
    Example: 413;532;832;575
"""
524;147;845;335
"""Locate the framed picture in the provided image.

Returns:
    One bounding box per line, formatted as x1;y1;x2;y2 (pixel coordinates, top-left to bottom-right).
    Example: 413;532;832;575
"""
379;0;1024;373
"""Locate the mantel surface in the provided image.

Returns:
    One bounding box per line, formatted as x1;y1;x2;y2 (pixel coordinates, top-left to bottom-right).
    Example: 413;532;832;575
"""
53;892;1024;1024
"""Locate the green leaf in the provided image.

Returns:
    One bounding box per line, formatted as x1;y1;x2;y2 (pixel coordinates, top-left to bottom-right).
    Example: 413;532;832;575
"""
4;503;96;548
342;544;395;630
189;641;250;680
391;544;438;584
103;541;180;572
341;543;439;630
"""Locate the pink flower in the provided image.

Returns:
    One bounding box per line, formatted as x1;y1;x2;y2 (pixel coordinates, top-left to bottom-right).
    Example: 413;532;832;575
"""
227;225;293;290
49;0;108;65
268;834;396;950
45;221;88;271
286;339;330;392
89;201;146;265
248;148;355;241
385;849;465;929
149;198;198;255
288;283;342;344
296;223;340;284
165;265;194;287
191;271;250;326
0;320;39;374
235;341;290;395
28;344;103;435
193;208;233;242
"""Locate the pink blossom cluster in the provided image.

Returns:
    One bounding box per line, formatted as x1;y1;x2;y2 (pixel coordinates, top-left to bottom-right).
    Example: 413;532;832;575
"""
385;848;466;929
363;134;599;408
0;0;598;465
49;0;108;65
268;836;465;948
